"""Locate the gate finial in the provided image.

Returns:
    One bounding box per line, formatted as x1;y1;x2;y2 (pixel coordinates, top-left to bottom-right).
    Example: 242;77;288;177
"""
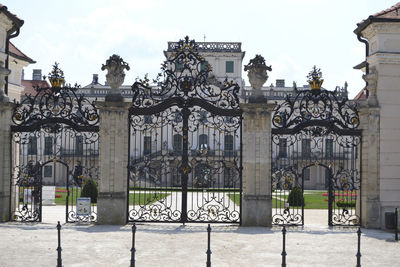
102;54;130;101
244;54;271;103
307;65;323;90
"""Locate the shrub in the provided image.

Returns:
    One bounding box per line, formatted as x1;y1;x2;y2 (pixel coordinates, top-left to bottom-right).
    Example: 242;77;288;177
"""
80;178;98;203
288;186;304;207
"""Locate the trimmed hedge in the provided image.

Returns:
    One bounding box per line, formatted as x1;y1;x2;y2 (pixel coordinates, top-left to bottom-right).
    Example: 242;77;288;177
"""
81;178;98;203
288;186;304;207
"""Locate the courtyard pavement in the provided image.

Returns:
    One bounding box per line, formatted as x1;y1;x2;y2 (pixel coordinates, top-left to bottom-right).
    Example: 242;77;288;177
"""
0;207;399;266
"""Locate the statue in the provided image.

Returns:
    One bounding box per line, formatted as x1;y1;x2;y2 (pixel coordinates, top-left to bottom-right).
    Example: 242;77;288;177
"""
244;55;271;103
101;54;130;101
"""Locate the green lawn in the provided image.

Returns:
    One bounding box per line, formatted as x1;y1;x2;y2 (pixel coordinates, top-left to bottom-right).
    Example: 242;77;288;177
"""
227;191;333;209
52;188;169;206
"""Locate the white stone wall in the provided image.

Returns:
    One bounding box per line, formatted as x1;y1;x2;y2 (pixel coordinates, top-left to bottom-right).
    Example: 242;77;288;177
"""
362;22;400;228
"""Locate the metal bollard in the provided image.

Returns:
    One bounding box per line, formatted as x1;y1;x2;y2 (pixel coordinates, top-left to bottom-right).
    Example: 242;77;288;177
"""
356;227;362;267
281;226;287;267
395;208;398;241
206;224;212;267
56;221;62;267
130;223;136;267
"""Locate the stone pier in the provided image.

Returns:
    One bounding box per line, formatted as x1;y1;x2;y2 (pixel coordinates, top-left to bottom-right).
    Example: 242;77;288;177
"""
240;103;272;226
97;101;130;224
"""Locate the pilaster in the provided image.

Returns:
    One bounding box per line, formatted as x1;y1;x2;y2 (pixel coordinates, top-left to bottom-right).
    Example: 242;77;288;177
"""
240;103;272;226
97;101;130;224
0;102;14;221
359;103;381;228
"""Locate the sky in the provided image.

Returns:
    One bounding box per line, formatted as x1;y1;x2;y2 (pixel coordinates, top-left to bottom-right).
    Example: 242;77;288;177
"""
3;0;399;98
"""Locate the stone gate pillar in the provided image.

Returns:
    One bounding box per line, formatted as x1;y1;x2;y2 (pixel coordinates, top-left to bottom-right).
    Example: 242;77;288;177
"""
240;103;272;226
97;55;130;225
97;101;130;224
0;102;14;221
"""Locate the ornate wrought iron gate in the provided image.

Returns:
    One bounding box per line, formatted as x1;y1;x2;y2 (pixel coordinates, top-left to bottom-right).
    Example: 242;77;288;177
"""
271;67;361;226
128;37;242;223
10;64;99;222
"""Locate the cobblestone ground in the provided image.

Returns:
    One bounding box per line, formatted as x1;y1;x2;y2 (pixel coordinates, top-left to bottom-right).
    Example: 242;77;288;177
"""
0;208;399;266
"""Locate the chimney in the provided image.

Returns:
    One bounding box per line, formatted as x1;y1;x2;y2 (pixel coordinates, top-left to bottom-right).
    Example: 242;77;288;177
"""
33;69;42;81
92;74;99;84
276;79;285;87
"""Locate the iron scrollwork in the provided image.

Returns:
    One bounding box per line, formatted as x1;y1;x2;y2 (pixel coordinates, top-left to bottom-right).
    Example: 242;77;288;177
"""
272;67;359;132
128;36;242;223
271;67;361;227
12;63;99;129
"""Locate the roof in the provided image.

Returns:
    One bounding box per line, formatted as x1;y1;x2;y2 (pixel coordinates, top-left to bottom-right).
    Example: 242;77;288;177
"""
370;2;400;19
0;5;23;30
355;2;400;34
353;61;366;70
9;42;35;63
21;80;50;96
353;87;367;100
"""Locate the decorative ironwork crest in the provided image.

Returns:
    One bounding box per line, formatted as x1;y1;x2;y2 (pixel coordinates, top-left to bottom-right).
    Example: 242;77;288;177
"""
272;67;359;132
12;63;99;129
130;36;241;114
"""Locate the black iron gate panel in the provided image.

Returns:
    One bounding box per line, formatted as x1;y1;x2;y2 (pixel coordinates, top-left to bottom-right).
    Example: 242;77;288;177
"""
271;67;361;226
128;37;242;224
10;64;99;223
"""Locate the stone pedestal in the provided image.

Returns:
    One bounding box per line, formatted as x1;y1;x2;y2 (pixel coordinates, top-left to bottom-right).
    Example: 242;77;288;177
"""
0;102;14;221
240;103;272;226
97;101;130;224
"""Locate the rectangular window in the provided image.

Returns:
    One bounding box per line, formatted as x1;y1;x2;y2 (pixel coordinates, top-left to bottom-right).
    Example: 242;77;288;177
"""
44;165;52;178
28;136;37;155
302;139;311;157
173;134;183;153
325;139;333;158
144;136;151;155
278;138;287;158
44;137;53;155
75;136;83;155
199;110;208;124
144;115;152;124
175;61;184;72
225;61;234;73
304;168;310;181
224;135;234;157
200;61;209;71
